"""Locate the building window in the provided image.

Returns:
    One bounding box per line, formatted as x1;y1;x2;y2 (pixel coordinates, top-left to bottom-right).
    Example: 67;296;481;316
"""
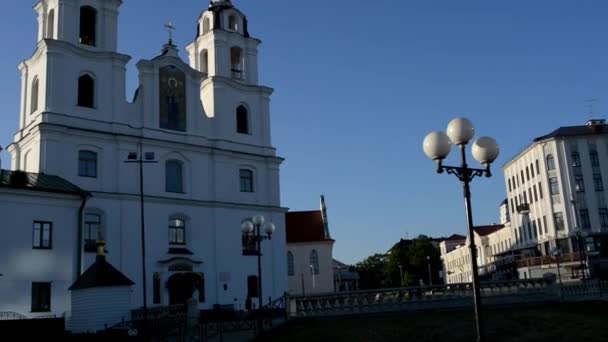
165;160;183;193
554;212;565;231
543;216;548;234
78;150;97;178
47;10;55;39
228;15;238;30
236;105;249;134
239;169;254;192
153;273;161;304
230;47;243;80
528;188;533;204
31;77;39;114
546;155;555;170
200;50;209;74
310;250;319;275
79;6;97;46
539;182;544;199
590;150;600;167
512;176;516;189
510;198;514;213
530;163;535;177
536;159;540;174
549;177;559;195
33;221;52;249
526;167;530;181
521;170;525;184
572;152;581;167
287;251;294;276
203;17;211;34
77;74;95;108
594;173;604;192
169;218;186;245
84;213;101;252
575;175;585;192
533;185;538;202
31;282;51;312
599;208;608;228
580;209;591;229
508;178;512;192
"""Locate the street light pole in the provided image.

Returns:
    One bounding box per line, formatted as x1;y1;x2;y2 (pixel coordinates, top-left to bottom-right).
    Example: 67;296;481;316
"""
426;256;432;287
399;265;404;287
241;216;276;311
423;117;500;342
124;143;157;334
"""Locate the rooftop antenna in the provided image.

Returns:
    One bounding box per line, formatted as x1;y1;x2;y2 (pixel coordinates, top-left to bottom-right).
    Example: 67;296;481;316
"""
585;98;597;117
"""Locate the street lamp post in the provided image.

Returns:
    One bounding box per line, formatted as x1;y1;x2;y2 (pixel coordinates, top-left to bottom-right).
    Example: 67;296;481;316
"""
426;256;433;287
574;230;588;280
124;143;157;334
423;117;499;342
398;264;404;287
241;215;276;312
550;246;563;286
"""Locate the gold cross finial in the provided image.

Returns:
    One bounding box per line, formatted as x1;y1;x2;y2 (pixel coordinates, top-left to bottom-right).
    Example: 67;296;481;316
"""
165;21;176;44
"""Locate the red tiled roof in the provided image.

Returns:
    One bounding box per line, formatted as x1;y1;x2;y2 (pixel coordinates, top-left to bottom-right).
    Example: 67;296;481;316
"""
286;210;330;243
474;224;505;237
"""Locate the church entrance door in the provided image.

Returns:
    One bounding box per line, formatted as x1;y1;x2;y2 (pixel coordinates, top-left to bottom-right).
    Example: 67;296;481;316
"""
167;272;203;305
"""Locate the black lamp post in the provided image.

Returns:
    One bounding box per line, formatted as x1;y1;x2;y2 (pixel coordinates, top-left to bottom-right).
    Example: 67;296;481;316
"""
241;215;276;312
426;256;432;286
423;117;500;342
574;230;588;280
124;143;157;334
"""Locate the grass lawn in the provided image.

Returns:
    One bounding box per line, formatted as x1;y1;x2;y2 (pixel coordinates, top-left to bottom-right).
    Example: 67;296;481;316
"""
264;302;608;342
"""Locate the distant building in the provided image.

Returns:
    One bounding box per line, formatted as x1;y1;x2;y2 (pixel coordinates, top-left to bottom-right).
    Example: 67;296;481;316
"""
286;196;335;295
333;259;359;292
504;119;608;278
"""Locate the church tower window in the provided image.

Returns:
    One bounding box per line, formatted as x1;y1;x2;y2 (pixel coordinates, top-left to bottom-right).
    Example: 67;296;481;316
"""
77;74;95;108
239;169;254;192
78;150;98;177
203;17;211;34
83;213;101;252
47;9;55;39
30;77;39;114
79;6;97;46
236;105;249;134
228;15;238;31
200;50;209;75
159;65;187;132
230;47;243;80
310;250;319;275
166;160;184;193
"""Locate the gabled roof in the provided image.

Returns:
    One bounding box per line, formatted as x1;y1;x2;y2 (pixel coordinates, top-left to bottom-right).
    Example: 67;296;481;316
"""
474;224;506;237
286;210;332;243
0;170;88;196
69;255;134;291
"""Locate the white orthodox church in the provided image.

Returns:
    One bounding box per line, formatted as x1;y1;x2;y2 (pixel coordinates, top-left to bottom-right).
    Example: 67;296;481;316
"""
0;0;287;327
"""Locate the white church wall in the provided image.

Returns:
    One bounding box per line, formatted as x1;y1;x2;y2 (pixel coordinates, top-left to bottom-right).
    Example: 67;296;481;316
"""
288;242;334;295
0;190;81;317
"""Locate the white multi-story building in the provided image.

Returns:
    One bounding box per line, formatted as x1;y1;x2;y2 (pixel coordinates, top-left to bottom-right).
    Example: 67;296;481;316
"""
0;0;287;321
504;119;608;278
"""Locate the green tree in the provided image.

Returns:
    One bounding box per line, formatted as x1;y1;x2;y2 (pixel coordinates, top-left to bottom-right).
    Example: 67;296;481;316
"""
386;235;443;287
354;253;388;289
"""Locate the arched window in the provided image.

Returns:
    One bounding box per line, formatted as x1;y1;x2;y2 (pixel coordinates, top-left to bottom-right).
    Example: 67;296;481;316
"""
236;105;249;134
287;251;294;276
228;15;238;31
78;150;97;177
47;9;55;39
239;169;253;193
572;152;581;167
168;218;186;245
546;154;555;170
78;74;95;108
200;50;209;75
203;17;211;34
310;250;319;275
165;160;183;193
230;47;243;80
79;6;97;46
83;212;101;252
30;77;39;114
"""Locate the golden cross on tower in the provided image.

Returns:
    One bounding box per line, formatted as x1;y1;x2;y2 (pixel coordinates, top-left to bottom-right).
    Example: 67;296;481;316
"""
164;21;176;44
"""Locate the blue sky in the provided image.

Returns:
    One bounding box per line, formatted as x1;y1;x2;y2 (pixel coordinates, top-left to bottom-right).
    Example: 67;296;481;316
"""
1;1;607;264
